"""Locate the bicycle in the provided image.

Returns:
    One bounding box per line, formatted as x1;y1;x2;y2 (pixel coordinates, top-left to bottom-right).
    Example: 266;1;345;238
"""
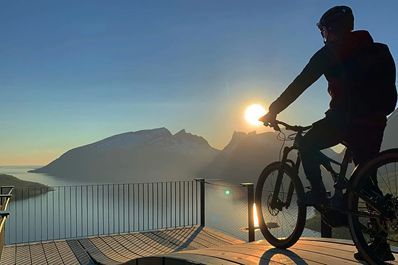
255;119;398;265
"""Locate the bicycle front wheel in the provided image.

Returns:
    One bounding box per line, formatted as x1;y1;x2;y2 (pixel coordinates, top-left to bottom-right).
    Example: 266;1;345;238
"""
348;149;398;265
255;162;306;248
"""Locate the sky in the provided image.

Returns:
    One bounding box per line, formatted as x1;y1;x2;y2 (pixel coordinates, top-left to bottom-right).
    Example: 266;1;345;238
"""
1;0;398;165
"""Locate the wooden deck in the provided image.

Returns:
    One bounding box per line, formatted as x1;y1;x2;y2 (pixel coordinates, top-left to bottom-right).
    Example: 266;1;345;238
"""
131;237;398;265
0;226;243;265
4;227;398;265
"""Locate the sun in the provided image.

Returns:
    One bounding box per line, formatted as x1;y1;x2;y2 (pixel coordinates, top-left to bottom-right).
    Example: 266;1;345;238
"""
245;104;267;126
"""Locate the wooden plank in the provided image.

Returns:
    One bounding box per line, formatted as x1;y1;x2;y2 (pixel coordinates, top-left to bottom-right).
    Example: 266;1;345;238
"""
79;238;120;265
202;227;244;244
157;228;208;250
161;227;197;244
295;240;398;265
0;246;16;265
199;229;238;246
89;237;130;263
189;230;231;248
112;235;150;257
130;233;175;254
156;231;206;250
141;232;180;251
231;241;358;264
42;242;64;265
100;236;140;259
120;234;162;256
147;253;244;265
301;237;355;245
16;245;32;265
216;243;324;264
174;248;267;265
168;248;270;265
139;231;182;252
54;241;80;265
29;243;48;265
66;240;96;265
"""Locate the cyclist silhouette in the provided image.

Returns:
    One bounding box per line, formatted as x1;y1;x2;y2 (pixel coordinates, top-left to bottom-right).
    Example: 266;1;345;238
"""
261;6;397;261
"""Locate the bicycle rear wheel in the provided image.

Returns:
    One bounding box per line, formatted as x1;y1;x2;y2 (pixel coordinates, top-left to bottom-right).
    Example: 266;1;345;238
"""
348;149;398;265
255;162;306;248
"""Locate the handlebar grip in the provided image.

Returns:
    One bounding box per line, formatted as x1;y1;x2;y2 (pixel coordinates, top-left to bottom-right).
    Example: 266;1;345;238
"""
272;123;281;132
263;120;281;132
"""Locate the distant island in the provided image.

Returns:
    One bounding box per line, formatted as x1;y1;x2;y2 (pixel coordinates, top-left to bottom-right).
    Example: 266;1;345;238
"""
0;174;51;201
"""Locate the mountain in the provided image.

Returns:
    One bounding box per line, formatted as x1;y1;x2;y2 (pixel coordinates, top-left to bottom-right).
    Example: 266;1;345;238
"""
199;131;284;184
0;174;51;200
31;127;344;184
31;128;219;182
381;109;398;150
199;130;343;188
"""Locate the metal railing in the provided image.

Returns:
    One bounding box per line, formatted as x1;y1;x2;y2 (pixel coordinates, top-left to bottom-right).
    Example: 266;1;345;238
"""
4;180;203;245
0;186;14;259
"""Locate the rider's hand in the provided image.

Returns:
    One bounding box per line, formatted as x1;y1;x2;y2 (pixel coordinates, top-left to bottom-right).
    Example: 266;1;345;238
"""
259;112;277;127
259;112;281;131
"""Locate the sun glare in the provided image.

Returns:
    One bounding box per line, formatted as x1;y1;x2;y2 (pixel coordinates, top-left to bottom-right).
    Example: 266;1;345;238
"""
245;104;266;126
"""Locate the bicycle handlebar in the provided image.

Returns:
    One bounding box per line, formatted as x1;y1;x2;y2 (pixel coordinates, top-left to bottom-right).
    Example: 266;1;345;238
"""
266;120;312;132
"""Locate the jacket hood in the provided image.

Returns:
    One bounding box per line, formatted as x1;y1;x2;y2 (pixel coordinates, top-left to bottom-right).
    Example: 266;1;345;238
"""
339;30;374;58
350;30;374;46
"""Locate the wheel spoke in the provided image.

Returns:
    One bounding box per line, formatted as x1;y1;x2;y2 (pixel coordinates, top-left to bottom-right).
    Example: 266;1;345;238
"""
350;155;398;264
257;163;305;247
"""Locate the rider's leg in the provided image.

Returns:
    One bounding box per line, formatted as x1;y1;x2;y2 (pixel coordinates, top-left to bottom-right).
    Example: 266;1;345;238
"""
350;127;385;193
299;117;343;203
348;121;394;261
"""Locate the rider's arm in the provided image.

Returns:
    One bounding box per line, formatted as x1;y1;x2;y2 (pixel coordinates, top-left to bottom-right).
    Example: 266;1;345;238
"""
268;47;329;115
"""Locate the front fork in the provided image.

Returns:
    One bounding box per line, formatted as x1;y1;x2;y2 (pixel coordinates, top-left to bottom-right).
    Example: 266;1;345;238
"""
271;147;299;210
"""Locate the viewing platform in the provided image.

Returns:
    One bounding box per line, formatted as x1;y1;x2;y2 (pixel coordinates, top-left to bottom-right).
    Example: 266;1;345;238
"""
0;226;243;265
2;181;398;264
3;232;398;264
134;237;398;265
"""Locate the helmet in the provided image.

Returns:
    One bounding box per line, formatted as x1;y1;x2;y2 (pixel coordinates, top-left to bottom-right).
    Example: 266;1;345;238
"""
317;6;354;33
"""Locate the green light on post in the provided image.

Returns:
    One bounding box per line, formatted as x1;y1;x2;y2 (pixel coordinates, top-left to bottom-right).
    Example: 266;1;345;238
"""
224;190;231;195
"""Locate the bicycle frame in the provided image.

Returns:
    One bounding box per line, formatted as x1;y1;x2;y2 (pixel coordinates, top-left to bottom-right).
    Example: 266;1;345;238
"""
270;129;352;210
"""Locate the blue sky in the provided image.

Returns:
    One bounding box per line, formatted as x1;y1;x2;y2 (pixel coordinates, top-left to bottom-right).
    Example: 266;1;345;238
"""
1;0;398;165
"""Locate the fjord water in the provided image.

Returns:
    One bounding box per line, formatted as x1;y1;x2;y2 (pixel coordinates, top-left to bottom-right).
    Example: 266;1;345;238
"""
2;166;319;244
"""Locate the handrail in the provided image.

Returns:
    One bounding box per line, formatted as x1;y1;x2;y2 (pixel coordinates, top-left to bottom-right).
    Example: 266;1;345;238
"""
0;187;14;212
0;212;10;233
0;186;13;260
4;181;201;245
0;195;12;212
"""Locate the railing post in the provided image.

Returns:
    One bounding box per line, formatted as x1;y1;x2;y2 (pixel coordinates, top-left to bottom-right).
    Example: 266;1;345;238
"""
0;224;3;261
195;179;205;227
321;214;332;238
241;183;255;242
0;186;13;260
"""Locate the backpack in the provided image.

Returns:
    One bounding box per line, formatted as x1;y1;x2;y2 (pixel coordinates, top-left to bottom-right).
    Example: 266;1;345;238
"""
346;43;397;116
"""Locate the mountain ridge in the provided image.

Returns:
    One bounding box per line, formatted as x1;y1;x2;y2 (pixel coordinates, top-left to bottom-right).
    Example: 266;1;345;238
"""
30;110;398;184
30;128;220;182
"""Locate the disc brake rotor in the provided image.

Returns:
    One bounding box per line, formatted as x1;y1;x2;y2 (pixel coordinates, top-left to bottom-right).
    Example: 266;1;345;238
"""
267;193;280;216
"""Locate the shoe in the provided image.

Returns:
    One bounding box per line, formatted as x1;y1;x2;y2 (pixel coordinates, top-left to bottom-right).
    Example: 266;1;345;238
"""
354;241;395;262
330;190;344;209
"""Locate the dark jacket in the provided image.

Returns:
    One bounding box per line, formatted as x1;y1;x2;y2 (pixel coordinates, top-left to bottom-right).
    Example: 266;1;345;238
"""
268;30;396;120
